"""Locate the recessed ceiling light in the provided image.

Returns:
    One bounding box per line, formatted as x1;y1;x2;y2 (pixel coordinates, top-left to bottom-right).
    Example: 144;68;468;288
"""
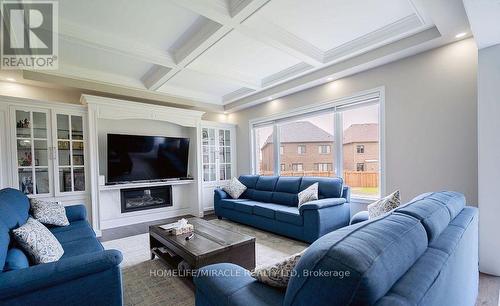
455;32;467;39
327;77;333;81
6;77;15;82
267;97;273;101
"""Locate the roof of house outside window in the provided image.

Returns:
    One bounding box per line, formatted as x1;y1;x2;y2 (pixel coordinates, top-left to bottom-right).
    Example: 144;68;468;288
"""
263;121;378;147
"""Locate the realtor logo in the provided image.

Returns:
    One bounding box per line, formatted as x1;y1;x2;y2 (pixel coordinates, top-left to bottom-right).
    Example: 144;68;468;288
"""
1;0;58;69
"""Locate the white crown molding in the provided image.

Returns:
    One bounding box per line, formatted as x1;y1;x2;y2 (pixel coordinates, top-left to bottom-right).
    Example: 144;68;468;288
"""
80;94;205;127
222;87;255;103
261;62;314;88
323;14;425;63
224;26;442;112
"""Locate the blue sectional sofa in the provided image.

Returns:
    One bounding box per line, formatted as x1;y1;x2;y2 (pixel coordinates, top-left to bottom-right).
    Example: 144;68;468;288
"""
214;175;351;243
0;188;123;306
196;191;478;306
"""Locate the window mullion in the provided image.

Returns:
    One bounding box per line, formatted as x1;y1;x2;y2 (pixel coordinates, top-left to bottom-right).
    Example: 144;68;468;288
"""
334;111;343;178
273;124;280;176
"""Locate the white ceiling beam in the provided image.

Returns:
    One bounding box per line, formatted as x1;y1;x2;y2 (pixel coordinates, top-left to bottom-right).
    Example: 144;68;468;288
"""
143;0;270;90
59;21;179;68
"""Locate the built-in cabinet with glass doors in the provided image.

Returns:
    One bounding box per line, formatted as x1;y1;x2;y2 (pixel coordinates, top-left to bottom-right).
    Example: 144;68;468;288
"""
201;125;235;211
11;106;87;197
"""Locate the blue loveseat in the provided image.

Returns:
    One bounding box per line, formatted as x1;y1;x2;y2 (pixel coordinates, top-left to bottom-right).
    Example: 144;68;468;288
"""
214;175;350;243
0;188;123;306
197;191;478;306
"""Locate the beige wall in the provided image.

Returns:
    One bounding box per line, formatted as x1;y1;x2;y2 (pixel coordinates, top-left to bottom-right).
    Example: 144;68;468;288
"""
226;39;478;204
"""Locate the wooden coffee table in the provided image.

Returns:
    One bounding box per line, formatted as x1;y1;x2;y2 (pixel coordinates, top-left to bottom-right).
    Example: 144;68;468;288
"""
149;217;255;271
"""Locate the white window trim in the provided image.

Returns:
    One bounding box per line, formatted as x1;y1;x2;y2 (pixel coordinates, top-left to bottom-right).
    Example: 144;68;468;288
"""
249;87;386;201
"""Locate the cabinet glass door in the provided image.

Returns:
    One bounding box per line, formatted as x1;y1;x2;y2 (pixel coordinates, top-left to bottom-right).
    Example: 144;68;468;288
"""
15;110;50;195
202;128;217;182
218;129;232;181
56;114;85;193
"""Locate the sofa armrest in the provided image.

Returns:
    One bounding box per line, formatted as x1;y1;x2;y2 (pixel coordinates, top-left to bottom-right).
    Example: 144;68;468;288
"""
0;250;122;300
194;263;284;306
342;186;351;202
65;204;87;222
350;211;369;225
214;188;229;201
299;198;346;214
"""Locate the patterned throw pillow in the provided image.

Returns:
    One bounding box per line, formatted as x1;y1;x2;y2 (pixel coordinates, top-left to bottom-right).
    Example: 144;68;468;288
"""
367;190;401;219
298;183;319;206
252;250;304;288
12;217;64;264
223;177;247;199
30;198;69;226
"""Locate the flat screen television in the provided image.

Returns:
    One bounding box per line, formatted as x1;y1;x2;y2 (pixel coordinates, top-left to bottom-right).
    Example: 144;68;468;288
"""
107;134;190;183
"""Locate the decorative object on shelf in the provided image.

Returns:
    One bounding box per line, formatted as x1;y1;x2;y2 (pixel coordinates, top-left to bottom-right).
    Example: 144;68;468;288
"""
16;118;30;128
18;152;32;166
160;218;194;235
21;175;33;194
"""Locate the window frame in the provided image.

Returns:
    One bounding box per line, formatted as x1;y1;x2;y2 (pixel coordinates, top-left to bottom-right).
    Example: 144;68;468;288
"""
297;145;306;155
249;87;385;202
356;144;365;154
318;145;331;154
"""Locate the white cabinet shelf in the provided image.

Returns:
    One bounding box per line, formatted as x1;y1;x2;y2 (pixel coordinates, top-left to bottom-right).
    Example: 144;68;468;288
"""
98;180;195;191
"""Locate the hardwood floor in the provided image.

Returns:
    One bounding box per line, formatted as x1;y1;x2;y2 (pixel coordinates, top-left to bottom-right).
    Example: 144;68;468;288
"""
478;273;500;306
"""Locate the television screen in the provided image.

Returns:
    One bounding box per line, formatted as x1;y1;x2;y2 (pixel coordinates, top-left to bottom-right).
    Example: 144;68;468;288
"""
107;134;190;183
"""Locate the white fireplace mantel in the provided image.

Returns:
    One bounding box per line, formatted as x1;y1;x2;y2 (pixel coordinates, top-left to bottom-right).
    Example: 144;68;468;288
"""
80;94;205;236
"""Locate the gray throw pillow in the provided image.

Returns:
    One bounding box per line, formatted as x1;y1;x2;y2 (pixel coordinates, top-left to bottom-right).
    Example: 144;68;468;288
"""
252;250;305;288
298;183;319;207
223;177;247;199
367;190;401;219
12;217;64;264
30;198;69;226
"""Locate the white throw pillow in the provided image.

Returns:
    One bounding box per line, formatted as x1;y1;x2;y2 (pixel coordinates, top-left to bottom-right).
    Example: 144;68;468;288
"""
12;217;64;264
252;250;305;288
223;177;247;199
30;198;69;226
367;190;401;219
298;183;319;206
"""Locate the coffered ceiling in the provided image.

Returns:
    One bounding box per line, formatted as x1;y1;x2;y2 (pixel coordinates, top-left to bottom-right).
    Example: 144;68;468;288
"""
14;0;471;111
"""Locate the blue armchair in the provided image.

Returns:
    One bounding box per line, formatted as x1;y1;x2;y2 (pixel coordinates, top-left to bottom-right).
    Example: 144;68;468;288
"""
0;188;123;306
214;175;351;243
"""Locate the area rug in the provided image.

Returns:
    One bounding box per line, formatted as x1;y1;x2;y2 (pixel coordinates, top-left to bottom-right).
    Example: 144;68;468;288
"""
101;219;308;306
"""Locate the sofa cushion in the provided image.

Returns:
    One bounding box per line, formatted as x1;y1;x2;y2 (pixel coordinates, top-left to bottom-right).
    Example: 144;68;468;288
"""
0;222;9;271
275;207;303;226
233;201;255;214
395;191;465;243
0;188;30;230
239;175;260;189
12;217;64;264
51;222;96;243
61;237;104;258
195;263;284;306
252;190;274;203
284;212;428;306
256;176;279;191
4;248;29;271
253;203;276;219
30;198;70;227
223;177;247;199
299;177;343;199
220;199;247;210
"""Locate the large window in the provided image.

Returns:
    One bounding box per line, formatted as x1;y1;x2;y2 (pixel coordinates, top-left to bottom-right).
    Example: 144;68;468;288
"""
278;112;335;177
252;94;381;199
255;125;274;176
342;103;380;198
